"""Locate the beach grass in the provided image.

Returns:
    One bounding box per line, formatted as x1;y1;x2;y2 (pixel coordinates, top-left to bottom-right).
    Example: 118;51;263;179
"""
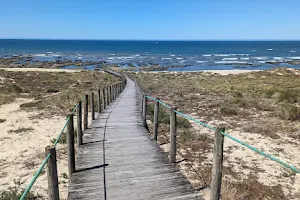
130;68;300;200
0;70;120;115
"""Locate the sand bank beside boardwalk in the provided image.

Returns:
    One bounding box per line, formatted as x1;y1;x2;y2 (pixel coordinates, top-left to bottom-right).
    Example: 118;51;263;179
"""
0;70;120;199
0;99;68;199
0;67;261;75
0;68;83;72
148;69;261;75
202;69;261;75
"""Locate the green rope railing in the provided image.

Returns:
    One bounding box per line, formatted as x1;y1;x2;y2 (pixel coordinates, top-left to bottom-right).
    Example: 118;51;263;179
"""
19;96;87;200
145;95;300;173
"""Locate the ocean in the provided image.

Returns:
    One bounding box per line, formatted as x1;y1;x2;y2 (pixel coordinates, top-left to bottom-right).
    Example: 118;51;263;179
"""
1;39;300;70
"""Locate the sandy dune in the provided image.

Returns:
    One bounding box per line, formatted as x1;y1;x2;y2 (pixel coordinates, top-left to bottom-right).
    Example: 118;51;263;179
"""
0;99;68;199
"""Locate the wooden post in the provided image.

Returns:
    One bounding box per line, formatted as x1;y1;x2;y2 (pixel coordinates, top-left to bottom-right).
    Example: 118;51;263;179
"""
139;90;143;114
45;146;59;200
110;85;113;102
116;83;120;97
107;86;110;104
153;98;159;141
102;88;106;110
142;94;147;128
97;89;101;113
84;94;88;130
112;84;115;100
67;113;75;178
169;106;177;163
210;127;225;200
105;87;108;106
77;101;83;146
91;92;95;120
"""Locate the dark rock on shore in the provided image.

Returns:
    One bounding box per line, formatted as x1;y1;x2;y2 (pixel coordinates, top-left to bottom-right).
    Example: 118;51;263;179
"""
0;55;105;69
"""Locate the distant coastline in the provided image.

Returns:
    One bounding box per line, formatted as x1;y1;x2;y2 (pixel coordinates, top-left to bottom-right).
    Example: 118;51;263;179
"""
0;40;300;71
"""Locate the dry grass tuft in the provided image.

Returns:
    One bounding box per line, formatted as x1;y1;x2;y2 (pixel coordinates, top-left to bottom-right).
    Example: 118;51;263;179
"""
8;127;34;134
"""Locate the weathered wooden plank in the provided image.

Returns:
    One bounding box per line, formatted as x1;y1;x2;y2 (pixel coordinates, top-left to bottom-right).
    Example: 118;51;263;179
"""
68;78;203;200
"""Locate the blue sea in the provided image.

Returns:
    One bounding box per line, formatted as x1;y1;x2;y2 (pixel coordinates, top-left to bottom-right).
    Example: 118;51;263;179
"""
1;39;300;71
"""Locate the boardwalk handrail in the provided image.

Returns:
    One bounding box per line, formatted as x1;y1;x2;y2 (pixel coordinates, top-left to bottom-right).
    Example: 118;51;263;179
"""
133;77;300;199
134;80;300;173
19;73;127;200
19;97;85;200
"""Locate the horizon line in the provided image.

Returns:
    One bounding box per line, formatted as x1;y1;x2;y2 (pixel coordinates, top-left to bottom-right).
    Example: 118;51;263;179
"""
1;38;300;42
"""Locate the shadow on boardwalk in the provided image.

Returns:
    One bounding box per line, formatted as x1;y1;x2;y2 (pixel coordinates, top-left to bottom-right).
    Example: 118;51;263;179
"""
68;78;203;200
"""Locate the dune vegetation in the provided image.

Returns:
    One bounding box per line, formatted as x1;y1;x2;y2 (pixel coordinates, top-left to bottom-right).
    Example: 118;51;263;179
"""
130;68;300;200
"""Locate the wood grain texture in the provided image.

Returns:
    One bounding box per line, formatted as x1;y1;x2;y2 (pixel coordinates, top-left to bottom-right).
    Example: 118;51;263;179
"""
68;78;203;200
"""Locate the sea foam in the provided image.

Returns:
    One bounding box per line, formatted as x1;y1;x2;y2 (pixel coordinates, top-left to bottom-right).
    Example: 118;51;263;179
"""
215;61;248;64
222;58;239;61
287;57;300;60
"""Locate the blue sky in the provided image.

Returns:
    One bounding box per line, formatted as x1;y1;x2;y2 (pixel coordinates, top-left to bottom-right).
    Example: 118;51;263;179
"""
0;0;299;40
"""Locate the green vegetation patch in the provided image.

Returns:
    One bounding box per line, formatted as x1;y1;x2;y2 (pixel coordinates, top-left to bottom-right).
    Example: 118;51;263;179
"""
0;70;121;115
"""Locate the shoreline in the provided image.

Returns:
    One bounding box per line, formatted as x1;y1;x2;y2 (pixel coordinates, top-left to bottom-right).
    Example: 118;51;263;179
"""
0;67;261;75
139;69;262;75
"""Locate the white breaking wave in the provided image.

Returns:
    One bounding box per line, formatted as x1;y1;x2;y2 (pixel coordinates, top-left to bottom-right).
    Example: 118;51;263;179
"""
273;57;284;60
230;54;249;56
214;54;230;57
222;58;239;61
268;49;273;51
51;54;62;57
176;57;183;60
288;57;300;60
170;54;175;57
203;54;212;57
116;56;135;59
161;58;172;60
290;51;296;53
215;61;248;64
240;57;250;60
32;54;46;57
196;61;207;63
254;57;269;60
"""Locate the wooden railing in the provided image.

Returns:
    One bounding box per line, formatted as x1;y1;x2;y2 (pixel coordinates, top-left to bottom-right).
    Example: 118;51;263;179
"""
134;79;226;200
20;71;127;200
133;77;300;200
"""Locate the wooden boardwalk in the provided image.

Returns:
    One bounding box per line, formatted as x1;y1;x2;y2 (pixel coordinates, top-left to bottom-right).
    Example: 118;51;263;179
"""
68;77;203;200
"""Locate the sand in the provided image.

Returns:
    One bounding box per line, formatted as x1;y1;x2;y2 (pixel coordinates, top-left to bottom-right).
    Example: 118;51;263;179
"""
202;70;261;75
0;96;99;199
0;99;68;199
144;69;261;75
0;67;261;76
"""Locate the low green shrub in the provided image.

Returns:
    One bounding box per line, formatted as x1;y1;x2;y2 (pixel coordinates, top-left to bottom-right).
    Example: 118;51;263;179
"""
147;104;191;128
219;105;238;115
278;104;300;120
0;185;41;200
